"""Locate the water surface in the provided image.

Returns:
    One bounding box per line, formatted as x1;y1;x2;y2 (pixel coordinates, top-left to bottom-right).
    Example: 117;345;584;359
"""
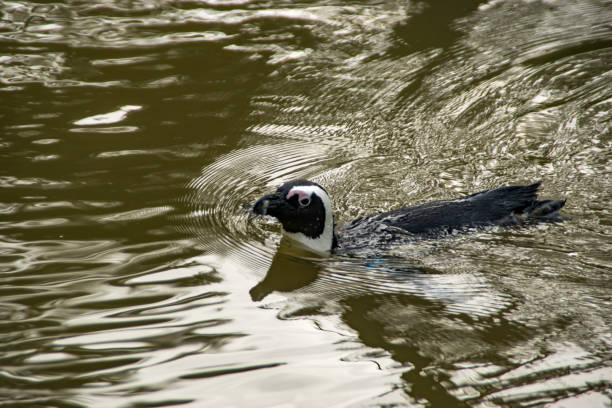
1;1;611;407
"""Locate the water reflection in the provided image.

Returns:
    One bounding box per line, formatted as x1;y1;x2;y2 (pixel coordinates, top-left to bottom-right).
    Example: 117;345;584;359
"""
249;242;540;407
251;240;511;315
250;245;322;301
1;0;611;406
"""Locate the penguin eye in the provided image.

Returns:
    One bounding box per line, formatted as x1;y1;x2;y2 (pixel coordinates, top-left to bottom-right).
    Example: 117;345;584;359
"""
299;197;311;207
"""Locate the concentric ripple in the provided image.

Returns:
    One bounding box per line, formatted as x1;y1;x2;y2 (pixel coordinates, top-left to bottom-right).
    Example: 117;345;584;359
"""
180;140;347;268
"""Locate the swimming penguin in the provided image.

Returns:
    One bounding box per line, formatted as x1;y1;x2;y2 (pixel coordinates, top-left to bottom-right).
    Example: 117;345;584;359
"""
253;180;565;255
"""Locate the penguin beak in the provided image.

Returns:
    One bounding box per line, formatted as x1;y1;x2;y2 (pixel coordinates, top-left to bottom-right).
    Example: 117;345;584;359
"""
253;193;283;217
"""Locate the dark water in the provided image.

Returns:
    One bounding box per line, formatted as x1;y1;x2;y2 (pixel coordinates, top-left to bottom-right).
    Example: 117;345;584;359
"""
1;1;611;407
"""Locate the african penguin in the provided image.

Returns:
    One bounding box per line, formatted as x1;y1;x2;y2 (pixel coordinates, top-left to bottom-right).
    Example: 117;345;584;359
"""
252;179;566;255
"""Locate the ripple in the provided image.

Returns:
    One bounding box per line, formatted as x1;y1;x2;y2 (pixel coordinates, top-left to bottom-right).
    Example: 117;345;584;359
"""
464;343;612;406
93;206;174;222
250;248;511;318
0;239;118;280
0;217;70;229
73;105;142;126
181;141;346;267
0;176;71;189
0;0;403;90
124;264;217;285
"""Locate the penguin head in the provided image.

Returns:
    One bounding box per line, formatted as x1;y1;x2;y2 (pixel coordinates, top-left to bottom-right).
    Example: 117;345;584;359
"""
253;180;335;254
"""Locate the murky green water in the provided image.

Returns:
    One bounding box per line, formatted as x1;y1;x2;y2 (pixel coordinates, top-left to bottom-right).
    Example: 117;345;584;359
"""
1;1;611;407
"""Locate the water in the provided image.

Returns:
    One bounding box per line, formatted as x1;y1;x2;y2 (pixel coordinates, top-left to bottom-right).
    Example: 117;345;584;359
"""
1;1;611;407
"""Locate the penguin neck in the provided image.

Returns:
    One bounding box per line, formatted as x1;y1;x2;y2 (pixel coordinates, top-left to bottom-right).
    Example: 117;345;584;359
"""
283;211;335;255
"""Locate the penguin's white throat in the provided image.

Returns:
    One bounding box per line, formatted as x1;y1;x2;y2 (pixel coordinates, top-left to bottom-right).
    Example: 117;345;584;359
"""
282;224;334;254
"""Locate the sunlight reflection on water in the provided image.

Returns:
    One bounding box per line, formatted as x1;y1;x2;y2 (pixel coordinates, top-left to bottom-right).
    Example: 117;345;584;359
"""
0;0;610;407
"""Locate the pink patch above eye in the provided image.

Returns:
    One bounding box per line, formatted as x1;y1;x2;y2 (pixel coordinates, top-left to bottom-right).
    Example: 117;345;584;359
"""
287;190;311;202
